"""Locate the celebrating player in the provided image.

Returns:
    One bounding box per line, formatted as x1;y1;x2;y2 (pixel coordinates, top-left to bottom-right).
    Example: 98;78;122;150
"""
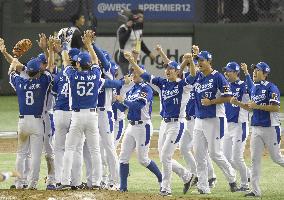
193;51;238;194
240;62;284;197
223;62;250;191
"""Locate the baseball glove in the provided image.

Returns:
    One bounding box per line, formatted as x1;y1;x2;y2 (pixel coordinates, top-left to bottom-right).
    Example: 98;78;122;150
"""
12;39;32;58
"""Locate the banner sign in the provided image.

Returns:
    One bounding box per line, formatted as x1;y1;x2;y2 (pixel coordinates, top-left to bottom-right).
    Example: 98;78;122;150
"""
94;0;195;21
95;36;193;77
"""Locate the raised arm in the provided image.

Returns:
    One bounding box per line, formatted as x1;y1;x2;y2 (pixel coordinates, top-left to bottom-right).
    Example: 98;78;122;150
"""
36;33;49;58
92;44;110;70
241;63;254;93
124;51;144;76
60;30;71;67
82;30;98;65
155;44;171;64
0;38;14;64
46;36;55;72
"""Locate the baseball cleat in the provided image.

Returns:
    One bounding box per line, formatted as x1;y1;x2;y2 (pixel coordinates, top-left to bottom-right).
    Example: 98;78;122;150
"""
244;191;259;197
46;184;56;190
100;181;107;189
192;177;198;187
120;188;128;192
159;191;172;197
108;184;119;191
56;184;71;190
238;186;250;192
23;185;28;189
10;185;16;189
71;186;80;190
183;174;196;194
208;177;217;188
229;182;239;192
78;182;88;189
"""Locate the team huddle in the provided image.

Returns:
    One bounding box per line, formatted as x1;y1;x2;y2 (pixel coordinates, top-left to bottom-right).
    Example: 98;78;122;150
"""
0;28;283;198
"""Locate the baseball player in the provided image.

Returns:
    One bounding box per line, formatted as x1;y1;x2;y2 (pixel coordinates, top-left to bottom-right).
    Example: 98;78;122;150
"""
240;62;284;197
193;51;238;194
52;48;80;187
8;41;55;189
115;53;162;192
222;62;250;191
179;46;217;188
126;51;196;196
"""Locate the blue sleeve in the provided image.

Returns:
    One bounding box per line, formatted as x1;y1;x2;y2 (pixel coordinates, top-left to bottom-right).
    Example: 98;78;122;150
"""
9;71;20;91
245;74;254;95
63;65;75;78
103;79;124;89
268;84;280;105
216;73;232;97
51;75;59;95
183;74;197;86
92;44;110;72
140;72;164;88
114;101;128;112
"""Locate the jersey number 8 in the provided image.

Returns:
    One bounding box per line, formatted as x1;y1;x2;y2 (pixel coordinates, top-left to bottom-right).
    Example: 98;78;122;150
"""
25;91;34;105
77;82;94;96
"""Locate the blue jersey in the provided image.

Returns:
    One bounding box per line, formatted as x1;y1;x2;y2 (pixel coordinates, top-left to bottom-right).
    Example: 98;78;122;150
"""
64;65;103;110
52;69;70;111
141;72;195;118
183;72;196;118
225;80;249;123
9;71;52;115
249;79;280;127
122;82;153;121
194;70;232;119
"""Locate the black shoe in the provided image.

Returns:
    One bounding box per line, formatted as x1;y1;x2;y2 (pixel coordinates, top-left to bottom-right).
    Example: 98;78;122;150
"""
78;182;88;189
100;181;107;189
56;183;61;187
183;174;195;194
23;185;28;189
160;191;172;197
10;185;16;189
71;186;80;190
229;182;239;192
192;177;198;187
208;177;217;188
56;184;71;190
197;188;205;194
238;186;250;192
244;192;258;197
248;178;250;183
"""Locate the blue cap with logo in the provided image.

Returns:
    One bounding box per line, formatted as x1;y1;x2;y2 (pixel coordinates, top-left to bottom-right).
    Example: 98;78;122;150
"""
167;61;180;70
26;58;41;72
73;52;91;66
224;62;240;72
253;62;270;73
69;48;80;61
37;53;47;64
196;51;212;61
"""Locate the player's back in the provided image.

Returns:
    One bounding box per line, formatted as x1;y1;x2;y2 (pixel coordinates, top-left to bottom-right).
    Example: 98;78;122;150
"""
10;71;52;115
64;65;102;110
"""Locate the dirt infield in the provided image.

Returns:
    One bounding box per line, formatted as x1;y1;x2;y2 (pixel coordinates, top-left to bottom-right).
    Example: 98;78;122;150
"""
0;189;213;200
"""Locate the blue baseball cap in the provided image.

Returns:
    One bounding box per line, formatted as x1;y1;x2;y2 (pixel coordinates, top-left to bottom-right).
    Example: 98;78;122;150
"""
252;62;270;73
26;58;41;72
166;61;180;70
68;48;80;61
196;51;212;61
37;53;47;64
224;62;240;72
73;52;91;66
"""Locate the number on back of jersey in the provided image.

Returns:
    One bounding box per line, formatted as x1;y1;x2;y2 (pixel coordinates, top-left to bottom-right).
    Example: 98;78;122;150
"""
77;82;94;96
61;83;69;97
25;91;34;105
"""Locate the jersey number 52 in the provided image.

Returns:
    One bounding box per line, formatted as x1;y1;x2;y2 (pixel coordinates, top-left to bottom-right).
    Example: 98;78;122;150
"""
77;82;94;96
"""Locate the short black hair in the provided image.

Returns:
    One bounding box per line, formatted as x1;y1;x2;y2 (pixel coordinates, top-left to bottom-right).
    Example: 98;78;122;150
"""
71;13;84;25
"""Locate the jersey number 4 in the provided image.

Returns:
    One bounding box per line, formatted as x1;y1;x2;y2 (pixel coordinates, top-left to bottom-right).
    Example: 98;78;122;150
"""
25;91;34;105
77;82;94;96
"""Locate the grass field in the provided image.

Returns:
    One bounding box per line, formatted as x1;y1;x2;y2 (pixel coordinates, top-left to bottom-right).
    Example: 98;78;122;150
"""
0;96;284;199
0;96;283;131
